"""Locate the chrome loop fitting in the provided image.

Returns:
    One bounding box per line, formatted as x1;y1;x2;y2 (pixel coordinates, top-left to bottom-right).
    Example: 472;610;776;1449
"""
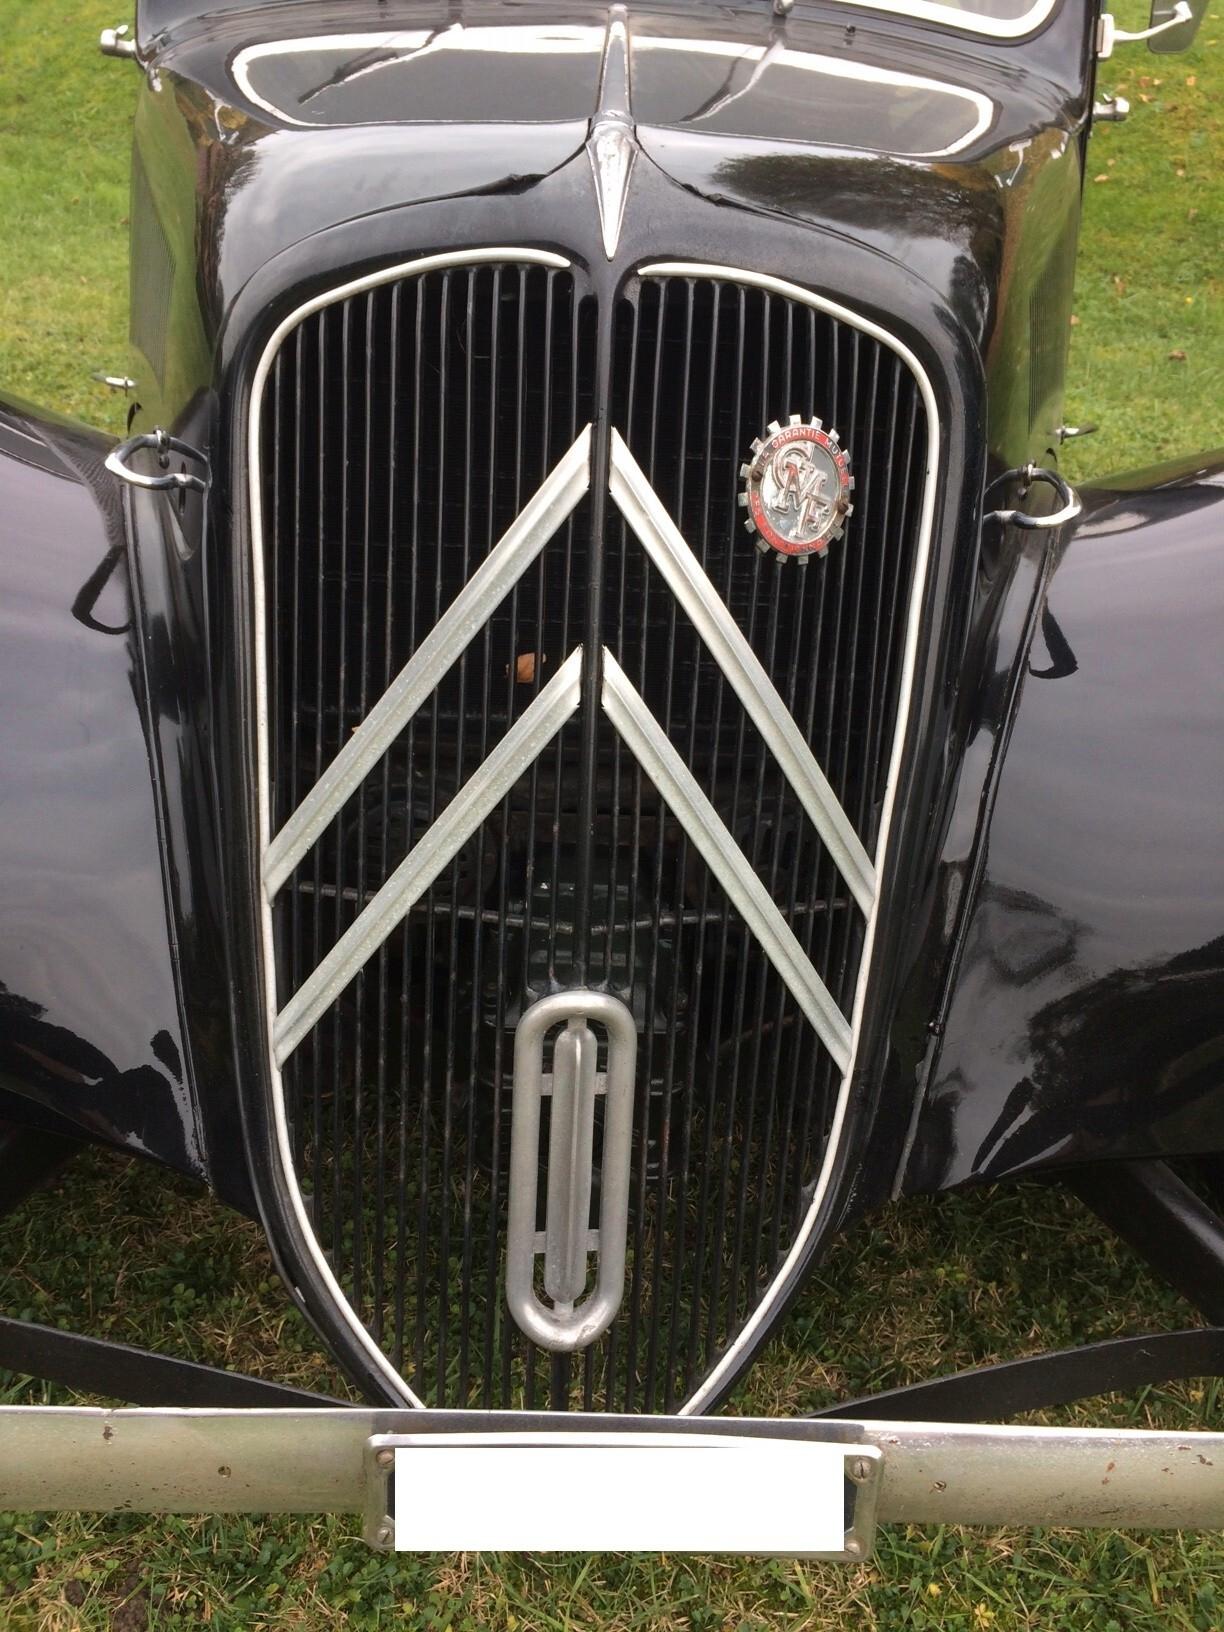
985;464;1081;531
104;428;210;493
506;991;638;1353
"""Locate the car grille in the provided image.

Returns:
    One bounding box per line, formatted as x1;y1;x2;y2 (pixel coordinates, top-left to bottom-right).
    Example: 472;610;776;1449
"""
254;254;931;1410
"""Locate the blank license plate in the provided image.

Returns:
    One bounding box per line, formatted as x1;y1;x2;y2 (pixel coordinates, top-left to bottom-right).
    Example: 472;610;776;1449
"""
389;1431;871;1556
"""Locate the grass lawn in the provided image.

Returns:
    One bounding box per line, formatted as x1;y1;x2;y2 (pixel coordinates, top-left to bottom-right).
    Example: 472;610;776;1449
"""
1;1;1222;1627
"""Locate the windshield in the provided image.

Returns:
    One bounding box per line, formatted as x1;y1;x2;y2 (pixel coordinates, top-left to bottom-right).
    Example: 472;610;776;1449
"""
827;0;1059;36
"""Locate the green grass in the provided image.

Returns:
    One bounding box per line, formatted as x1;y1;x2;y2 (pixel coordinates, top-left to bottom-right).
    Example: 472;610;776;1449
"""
0;1;132;426
1;1;1222;1627
1063;4;1224;477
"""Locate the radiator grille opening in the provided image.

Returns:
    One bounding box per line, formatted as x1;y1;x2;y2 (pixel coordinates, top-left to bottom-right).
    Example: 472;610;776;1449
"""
258;258;930;1410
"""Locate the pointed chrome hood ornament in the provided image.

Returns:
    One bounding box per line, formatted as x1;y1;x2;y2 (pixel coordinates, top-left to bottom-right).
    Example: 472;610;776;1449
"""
587;6;636;260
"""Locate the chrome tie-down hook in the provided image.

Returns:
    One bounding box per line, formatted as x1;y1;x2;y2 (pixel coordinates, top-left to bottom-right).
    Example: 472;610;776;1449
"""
984;464;1082;531
104;427;211;494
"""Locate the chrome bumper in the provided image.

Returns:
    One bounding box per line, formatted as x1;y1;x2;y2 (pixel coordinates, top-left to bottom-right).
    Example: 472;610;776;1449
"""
2;1407;1222;1554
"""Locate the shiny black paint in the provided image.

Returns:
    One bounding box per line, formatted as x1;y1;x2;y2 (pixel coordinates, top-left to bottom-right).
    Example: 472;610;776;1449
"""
2;0;1220;1401
0;399;208;1183
0;396;257;1210
127;0;1094;470
905;457;1224;1193
116;4;1095;1247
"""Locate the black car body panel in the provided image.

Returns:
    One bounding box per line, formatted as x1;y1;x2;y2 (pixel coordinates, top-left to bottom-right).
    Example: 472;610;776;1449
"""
906;456;1224;1192
0;400;213;1187
2;0;1220;1413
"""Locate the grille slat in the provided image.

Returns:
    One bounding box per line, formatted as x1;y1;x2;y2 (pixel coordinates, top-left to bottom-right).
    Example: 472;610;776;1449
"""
259;260;930;1411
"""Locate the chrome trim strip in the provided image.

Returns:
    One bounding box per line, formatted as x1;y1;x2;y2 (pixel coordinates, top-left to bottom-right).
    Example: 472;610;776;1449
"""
248;248;574;1409
274;648;584;1065
609;430;876;919
601;654;851;1073
263;426;592;899
642;265;941;1415
587;6;635;259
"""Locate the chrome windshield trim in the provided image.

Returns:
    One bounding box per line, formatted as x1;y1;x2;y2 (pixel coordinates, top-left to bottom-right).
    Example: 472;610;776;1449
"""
601;653;852;1073
632;37;994;161
263;426;592;898
273;648;584;1065
821;0;1058;39
609;429;876;919
232;27;606;128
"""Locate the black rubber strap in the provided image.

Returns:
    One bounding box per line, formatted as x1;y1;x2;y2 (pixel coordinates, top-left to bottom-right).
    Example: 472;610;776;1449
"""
812;1327;1224;1421
0;1315;348;1408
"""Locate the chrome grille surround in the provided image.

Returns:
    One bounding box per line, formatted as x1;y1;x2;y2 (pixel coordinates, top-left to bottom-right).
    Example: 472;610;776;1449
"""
249;251;939;1412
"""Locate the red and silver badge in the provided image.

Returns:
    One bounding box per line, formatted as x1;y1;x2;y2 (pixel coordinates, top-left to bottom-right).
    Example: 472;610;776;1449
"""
739;415;854;560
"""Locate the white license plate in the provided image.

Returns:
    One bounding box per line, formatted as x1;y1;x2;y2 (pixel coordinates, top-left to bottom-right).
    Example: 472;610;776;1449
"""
384;1431;876;1556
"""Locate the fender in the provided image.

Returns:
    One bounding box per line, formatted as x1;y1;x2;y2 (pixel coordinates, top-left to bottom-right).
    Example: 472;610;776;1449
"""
0;397;219;1189
905;453;1224;1192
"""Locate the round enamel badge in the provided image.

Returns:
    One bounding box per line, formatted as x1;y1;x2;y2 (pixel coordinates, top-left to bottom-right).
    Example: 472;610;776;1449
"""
739;415;854;560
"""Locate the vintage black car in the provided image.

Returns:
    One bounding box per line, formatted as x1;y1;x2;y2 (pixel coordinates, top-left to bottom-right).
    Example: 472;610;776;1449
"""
1;0;1221;1552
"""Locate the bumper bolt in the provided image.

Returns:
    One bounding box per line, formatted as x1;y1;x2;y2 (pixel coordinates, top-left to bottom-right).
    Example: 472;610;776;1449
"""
376;1448;395;1470
848;1457;874;1484
844;1536;864;1557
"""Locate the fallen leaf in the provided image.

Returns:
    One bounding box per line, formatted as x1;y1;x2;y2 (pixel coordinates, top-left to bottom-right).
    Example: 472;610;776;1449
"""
1093;173;1110;183
1168;349;1188;362
1186;74;1197;86
1070;314;1080;327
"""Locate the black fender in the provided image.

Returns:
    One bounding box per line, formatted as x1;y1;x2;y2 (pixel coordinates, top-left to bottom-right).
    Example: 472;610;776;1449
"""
905;453;1224;1192
0;396;228;1193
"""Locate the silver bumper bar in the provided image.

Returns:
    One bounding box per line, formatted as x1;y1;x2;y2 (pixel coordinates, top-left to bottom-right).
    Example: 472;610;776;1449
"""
2;1407;1223;1545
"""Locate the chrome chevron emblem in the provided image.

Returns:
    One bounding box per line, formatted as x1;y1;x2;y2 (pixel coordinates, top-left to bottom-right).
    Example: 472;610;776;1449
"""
265;431;875;1076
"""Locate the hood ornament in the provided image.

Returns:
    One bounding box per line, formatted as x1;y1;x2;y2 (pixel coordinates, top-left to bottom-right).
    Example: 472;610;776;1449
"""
740;415;854;561
588;6;635;260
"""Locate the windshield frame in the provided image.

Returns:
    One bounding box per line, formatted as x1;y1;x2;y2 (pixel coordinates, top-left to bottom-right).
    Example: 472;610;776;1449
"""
823;0;1061;39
